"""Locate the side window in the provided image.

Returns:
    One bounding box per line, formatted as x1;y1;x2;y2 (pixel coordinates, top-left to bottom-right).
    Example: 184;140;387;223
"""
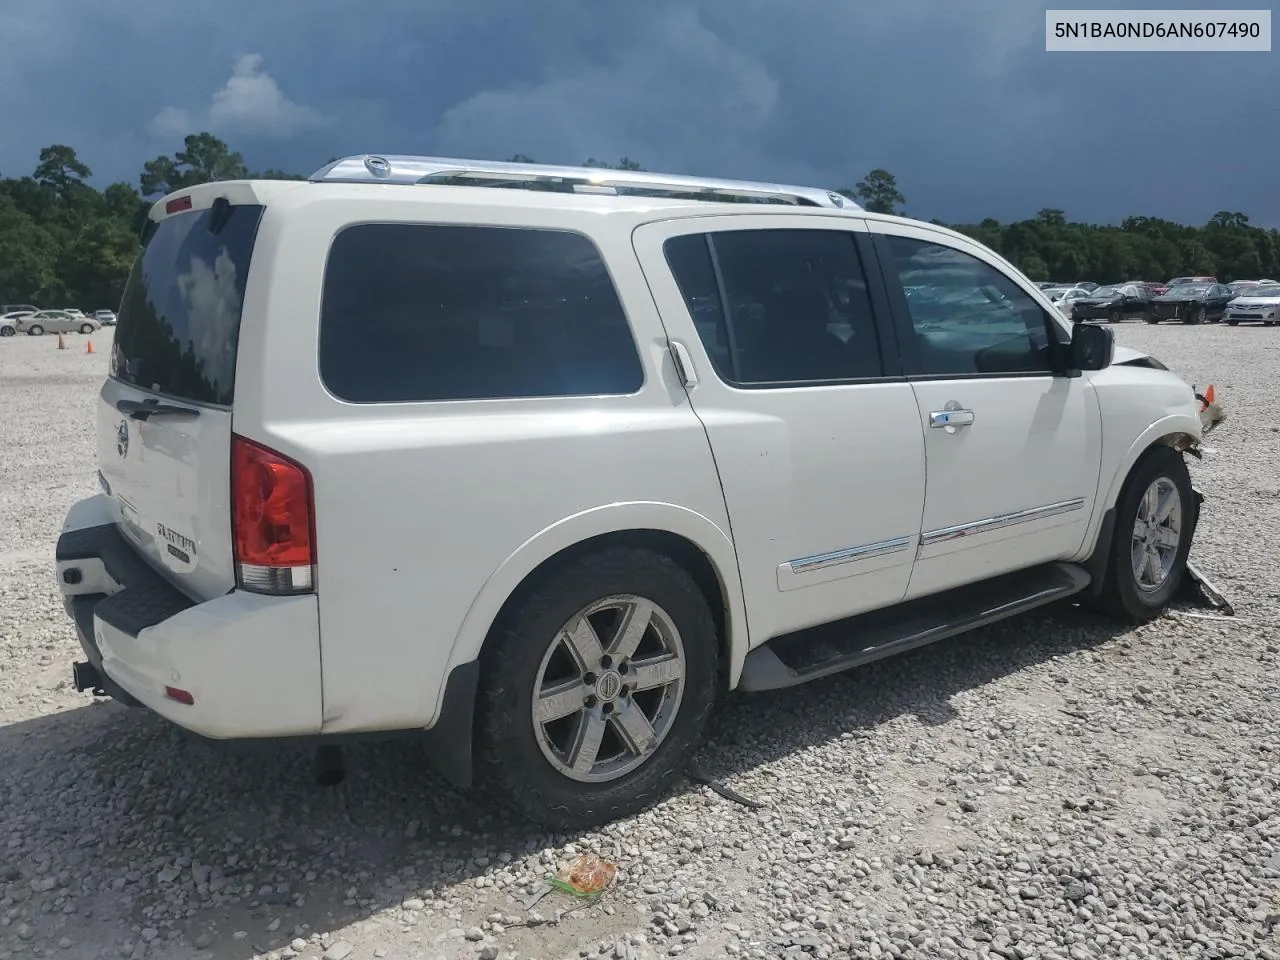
883;235;1054;377
319;224;643;402
664;229;884;385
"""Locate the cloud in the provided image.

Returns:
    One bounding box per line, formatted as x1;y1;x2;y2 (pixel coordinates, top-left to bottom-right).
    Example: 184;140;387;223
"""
0;1;1276;227
150;54;329;141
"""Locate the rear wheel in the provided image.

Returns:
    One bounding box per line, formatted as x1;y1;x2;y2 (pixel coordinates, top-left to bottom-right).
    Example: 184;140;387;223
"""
0;326;13;337
476;547;719;828
27;324;43;336
1088;447;1193;622
1108;310;1120;324
79;323;94;334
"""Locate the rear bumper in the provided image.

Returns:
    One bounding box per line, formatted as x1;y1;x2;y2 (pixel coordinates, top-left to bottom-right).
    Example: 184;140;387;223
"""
56;495;324;739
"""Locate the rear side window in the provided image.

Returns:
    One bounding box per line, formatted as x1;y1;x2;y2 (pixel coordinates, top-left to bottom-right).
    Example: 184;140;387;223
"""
112;204;265;405
664;229;884;385
319;224;643;403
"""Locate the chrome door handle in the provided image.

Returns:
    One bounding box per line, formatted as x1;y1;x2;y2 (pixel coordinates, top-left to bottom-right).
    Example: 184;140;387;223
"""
929;407;975;432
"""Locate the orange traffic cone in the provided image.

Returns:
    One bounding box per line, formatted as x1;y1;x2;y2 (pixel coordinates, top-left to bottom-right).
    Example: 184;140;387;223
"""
57;333;66;350
1204;384;1215;404
86;340;95;354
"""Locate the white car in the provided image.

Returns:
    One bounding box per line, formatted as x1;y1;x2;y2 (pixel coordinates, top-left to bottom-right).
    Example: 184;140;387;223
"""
11;309;100;335
56;155;1221;828
1042;285;1091;316
1224;283;1280;326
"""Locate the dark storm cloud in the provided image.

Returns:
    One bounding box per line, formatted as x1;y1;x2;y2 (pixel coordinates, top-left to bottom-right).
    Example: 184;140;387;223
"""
0;0;1275;225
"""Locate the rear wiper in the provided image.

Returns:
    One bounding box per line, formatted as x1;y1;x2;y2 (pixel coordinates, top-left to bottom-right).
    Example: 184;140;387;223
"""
115;398;201;421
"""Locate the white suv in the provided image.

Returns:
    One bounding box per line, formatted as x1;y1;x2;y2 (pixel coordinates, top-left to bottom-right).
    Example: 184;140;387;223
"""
57;155;1218;827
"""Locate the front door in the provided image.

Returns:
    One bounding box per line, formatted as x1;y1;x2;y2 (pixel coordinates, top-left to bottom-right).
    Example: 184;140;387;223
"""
633;216;928;644
869;224;1101;600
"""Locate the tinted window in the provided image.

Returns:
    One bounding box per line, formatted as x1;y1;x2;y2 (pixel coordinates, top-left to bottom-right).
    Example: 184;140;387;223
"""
319;224;642;403
664;229;883;385
884;236;1053;377
112;204;265;405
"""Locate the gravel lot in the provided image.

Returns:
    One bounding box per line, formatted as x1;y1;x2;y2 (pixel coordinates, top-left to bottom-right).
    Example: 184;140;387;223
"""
2;323;1279;960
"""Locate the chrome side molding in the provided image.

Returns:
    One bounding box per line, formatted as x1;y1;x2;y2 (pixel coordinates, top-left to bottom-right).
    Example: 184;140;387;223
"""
920;498;1085;546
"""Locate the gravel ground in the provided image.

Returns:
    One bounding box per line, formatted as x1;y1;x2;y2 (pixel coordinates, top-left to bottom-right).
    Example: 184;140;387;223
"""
2;323;1279;960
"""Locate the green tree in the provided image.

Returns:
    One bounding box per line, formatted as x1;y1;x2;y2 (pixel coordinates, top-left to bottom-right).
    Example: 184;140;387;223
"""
849;168;905;215
141;133;249;196
34;145;92;198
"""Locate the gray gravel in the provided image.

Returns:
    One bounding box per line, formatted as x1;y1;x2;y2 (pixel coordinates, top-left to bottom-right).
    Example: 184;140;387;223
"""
2;323;1279;960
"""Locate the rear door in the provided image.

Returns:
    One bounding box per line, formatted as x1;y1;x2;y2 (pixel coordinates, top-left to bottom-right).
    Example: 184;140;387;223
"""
99;194;266;601
633;215;927;643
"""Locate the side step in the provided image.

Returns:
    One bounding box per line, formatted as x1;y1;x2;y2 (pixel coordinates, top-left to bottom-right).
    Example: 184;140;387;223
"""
739;562;1090;692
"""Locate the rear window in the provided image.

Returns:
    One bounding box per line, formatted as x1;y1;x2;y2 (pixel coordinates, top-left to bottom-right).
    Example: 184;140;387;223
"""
318;224;643;403
111;203;265;405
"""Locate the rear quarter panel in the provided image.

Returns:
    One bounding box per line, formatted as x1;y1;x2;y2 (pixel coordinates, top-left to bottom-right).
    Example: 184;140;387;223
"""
232;189;740;733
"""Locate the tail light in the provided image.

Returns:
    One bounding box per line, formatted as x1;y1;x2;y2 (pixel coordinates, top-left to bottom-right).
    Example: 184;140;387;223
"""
231;435;316;595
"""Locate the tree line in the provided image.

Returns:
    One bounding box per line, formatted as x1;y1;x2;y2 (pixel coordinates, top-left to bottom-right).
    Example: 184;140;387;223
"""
2;134;1276;312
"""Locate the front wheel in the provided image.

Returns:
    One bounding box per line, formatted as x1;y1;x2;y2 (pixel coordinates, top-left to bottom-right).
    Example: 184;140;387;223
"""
1108;310;1120;324
0;326;13;337
476;547;719;829
1144;317;1160;324
80;324;94;334
27;324;44;336
1227;317;1240;326
1087;447;1194;622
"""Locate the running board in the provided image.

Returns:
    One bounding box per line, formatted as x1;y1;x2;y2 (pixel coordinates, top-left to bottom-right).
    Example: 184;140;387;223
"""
738;562;1091;692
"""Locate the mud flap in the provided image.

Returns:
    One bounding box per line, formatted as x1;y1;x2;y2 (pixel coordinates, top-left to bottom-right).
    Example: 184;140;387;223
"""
1176;485;1234;616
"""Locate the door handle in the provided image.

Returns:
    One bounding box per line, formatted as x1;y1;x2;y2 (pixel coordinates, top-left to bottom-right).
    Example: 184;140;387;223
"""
929;406;975;432
669;340;698;388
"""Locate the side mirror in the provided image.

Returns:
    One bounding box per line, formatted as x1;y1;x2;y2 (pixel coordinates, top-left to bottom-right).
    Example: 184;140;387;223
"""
1070;322;1114;371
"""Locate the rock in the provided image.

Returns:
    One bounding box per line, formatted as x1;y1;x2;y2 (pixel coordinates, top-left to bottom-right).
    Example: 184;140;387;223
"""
479;948;499;960
324;942;354;960
16;923;35;940
465;927;484;942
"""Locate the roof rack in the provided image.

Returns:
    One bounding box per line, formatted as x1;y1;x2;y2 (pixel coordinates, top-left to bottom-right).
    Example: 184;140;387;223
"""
308;155;859;209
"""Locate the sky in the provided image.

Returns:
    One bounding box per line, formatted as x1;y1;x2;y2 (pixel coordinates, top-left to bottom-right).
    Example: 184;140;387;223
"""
1;0;1276;227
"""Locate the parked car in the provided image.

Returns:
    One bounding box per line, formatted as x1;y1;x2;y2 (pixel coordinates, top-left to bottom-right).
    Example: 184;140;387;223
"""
2;302;39;315
0;315;22;337
1070;283;1153;323
55;154;1221;828
94;310;117;326
1043;286;1091;317
1075;281;1100;292
1148;282;1235;324
1224;284;1280;326
11;310;101;335
1166;275;1217;288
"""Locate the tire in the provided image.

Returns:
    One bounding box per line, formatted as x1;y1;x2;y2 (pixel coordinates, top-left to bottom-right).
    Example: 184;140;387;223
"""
1185;305;1206;325
1088;446;1194;623
1144;316;1160;325
80;323;94;334
1227;317;1240;326
0;326;13;337
28;324;43;336
475;547;719;829
1108;310;1120;324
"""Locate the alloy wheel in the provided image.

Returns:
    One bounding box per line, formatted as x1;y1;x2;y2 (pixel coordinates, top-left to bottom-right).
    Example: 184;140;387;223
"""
532;595;687;783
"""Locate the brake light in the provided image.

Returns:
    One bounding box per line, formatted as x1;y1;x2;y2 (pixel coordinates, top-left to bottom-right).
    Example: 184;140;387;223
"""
231;435;316;595
165;195;193;214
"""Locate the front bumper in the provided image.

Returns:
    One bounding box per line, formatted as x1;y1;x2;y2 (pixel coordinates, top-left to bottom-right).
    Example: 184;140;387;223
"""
56;495;324;739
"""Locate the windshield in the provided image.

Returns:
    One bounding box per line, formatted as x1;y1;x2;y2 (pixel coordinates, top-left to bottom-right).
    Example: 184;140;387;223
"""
112;203;265;405
1168;284;1210;296
1092;286;1122;297
1238;285;1280;298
